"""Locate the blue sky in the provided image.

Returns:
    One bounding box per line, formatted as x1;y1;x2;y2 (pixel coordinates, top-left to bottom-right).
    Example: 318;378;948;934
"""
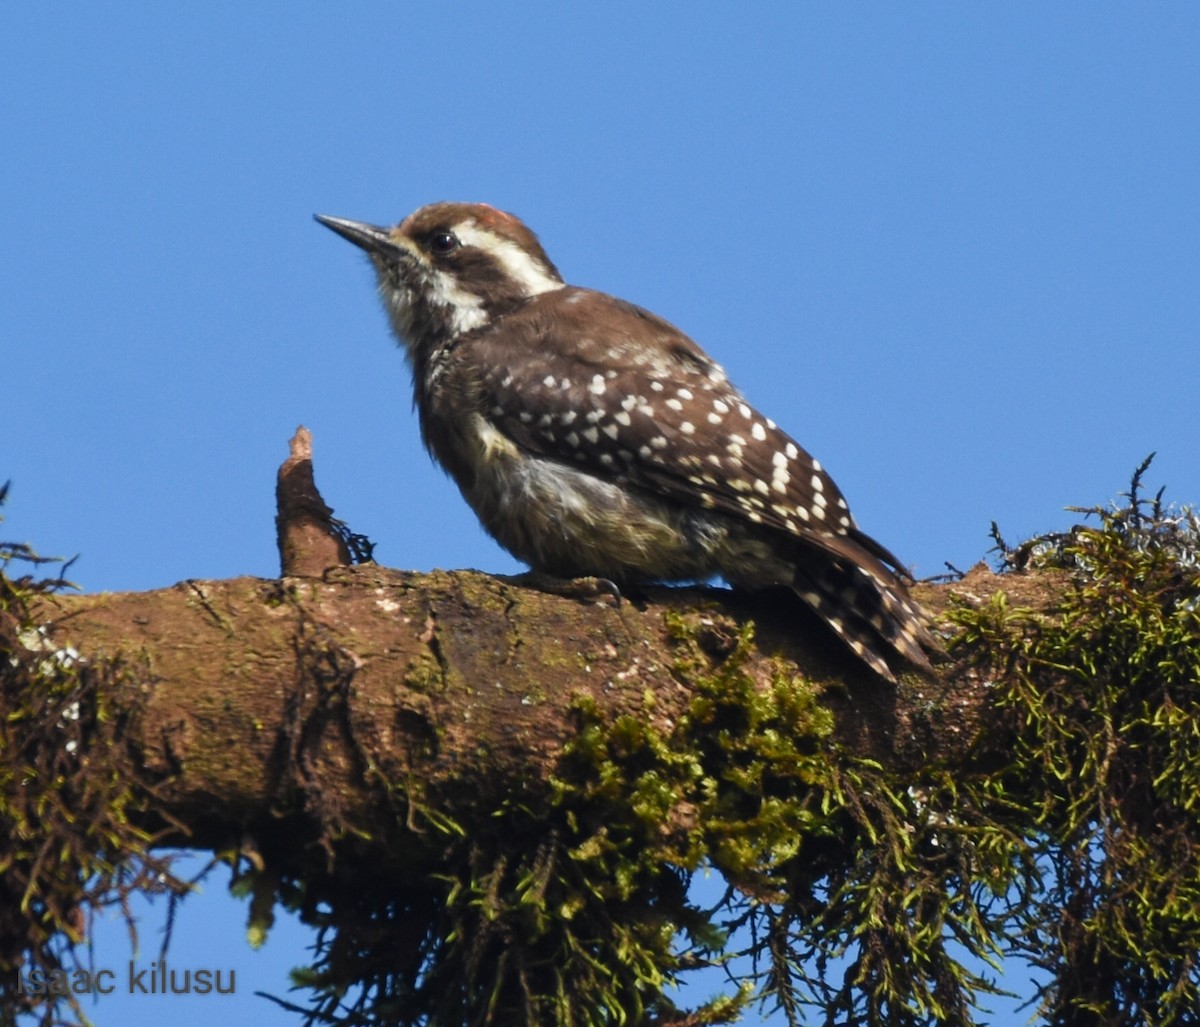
3;5;1198;1025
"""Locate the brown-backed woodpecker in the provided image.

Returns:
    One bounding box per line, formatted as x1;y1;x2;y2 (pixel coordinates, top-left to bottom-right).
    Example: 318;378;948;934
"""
315;203;934;681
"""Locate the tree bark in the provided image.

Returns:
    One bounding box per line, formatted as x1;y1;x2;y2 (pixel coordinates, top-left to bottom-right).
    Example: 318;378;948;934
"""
23;561;1042;861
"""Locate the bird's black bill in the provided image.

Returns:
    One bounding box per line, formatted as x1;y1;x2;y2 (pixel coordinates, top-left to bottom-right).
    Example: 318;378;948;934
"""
313;213;405;257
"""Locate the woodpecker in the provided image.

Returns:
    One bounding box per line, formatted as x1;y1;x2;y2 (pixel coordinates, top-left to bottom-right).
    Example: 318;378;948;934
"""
315;203;934;681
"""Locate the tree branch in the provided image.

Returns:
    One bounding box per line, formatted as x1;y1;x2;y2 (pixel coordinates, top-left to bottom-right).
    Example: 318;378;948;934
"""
6;437;1194;1026
0;430;1063;1025
22;424;1048;858
28;560;1029;857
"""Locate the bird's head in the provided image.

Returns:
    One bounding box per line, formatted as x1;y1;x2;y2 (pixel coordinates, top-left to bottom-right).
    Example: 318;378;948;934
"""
315;203;564;356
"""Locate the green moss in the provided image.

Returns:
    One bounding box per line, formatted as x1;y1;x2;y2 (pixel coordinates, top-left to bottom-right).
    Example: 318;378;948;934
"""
0;491;187;1025
947;458;1200;1024
403;652;447;694
285;611;1026;1026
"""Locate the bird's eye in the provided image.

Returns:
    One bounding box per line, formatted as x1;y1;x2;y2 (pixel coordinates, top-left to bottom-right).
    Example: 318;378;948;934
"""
429;231;459;255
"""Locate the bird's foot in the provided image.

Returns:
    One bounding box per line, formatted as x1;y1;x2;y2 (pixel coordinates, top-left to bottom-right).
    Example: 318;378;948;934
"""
504;570;622;607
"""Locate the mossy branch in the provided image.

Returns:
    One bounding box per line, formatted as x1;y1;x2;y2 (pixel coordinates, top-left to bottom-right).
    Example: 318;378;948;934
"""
4;455;1200;1027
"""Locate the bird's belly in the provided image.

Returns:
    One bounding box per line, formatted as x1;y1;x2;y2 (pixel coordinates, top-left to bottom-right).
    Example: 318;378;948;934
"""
465;450;720;583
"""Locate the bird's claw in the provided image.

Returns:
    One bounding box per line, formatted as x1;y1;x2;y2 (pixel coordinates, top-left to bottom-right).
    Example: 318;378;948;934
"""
505;571;622;607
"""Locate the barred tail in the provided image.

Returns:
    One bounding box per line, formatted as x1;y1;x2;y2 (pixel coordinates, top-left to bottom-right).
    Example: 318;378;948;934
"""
791;548;935;683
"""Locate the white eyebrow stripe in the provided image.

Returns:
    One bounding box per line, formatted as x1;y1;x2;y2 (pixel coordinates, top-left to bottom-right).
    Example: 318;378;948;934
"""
453;222;563;297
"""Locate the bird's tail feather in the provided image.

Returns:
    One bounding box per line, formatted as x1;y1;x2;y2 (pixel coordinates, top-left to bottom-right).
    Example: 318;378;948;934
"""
791;552;935;682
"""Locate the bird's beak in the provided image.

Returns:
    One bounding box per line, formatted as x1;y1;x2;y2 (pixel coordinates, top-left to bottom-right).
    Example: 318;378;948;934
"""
313;214;411;259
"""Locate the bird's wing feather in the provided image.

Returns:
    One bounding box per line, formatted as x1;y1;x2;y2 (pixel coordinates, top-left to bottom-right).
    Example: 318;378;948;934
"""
469;290;909;581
